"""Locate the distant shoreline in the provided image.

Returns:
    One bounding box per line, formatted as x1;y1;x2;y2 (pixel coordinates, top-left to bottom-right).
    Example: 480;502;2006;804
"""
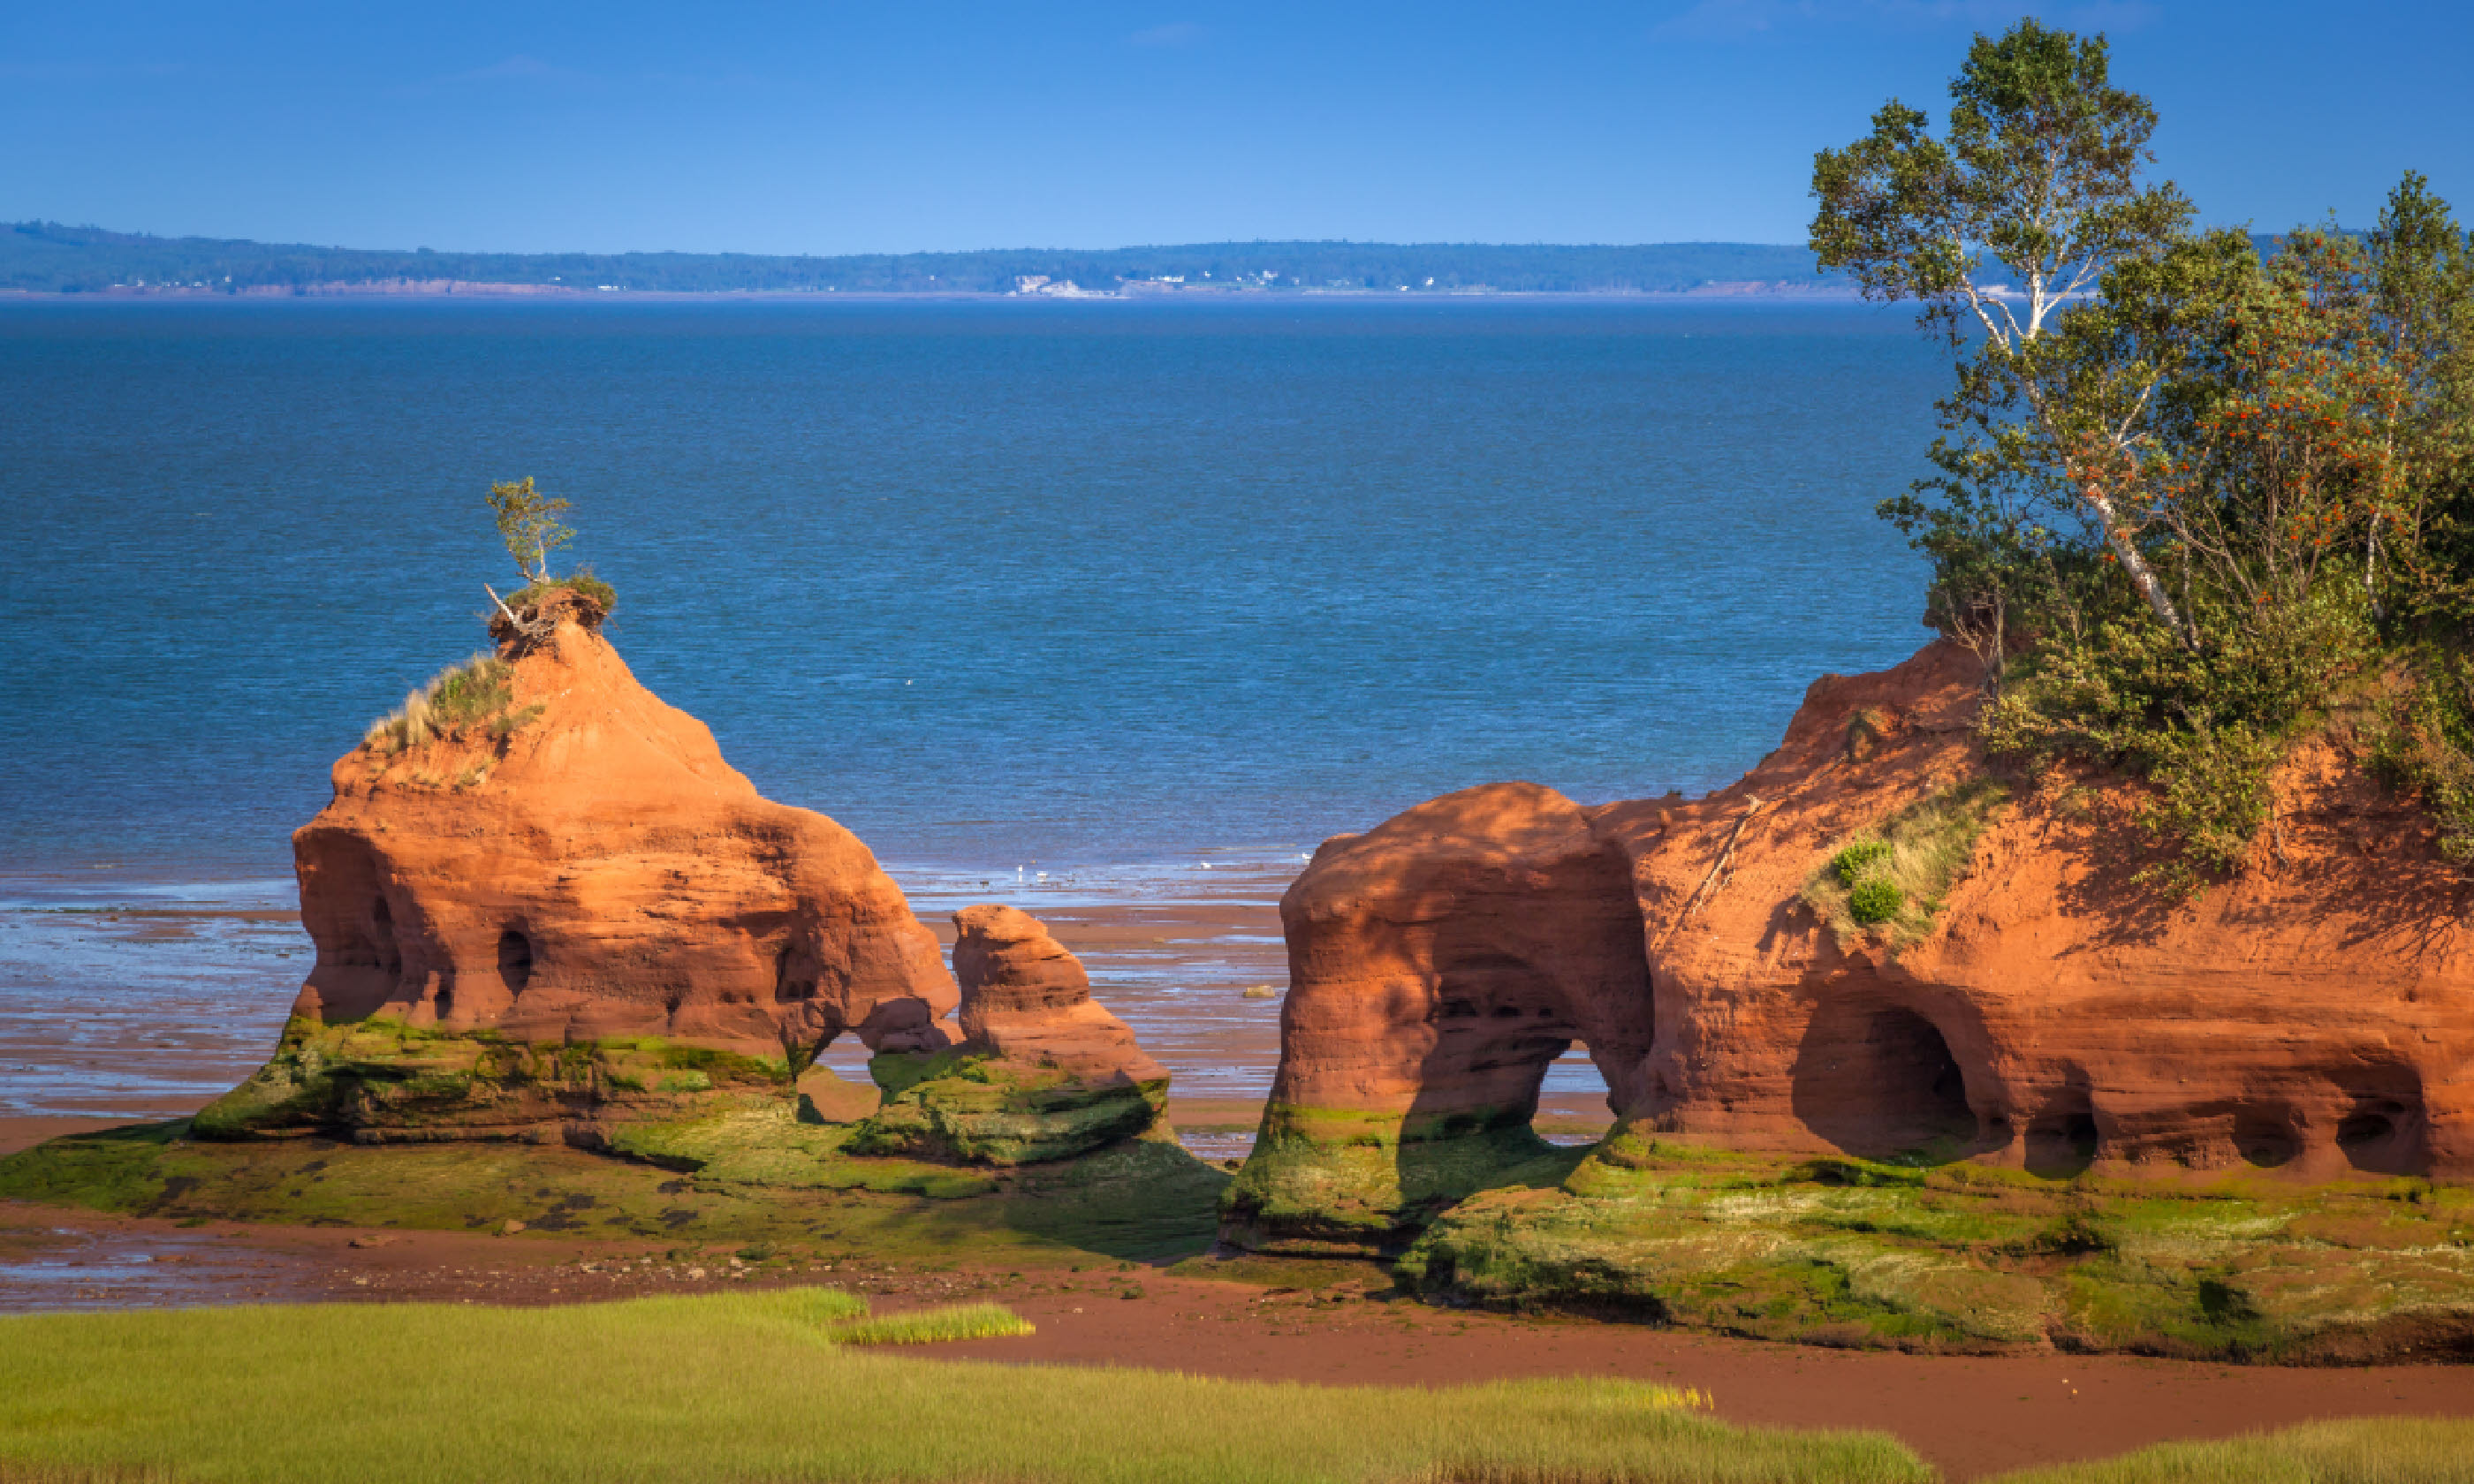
0;279;1868;303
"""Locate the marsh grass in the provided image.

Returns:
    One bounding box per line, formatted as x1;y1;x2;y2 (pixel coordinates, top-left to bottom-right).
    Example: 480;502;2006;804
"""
1802;777;2010;950
1984;1418;2474;1482
0;1289;1927;1484
824;1300;1034;1345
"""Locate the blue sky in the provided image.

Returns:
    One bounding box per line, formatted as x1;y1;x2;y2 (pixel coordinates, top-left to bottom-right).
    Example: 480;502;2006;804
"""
4;1;2468;254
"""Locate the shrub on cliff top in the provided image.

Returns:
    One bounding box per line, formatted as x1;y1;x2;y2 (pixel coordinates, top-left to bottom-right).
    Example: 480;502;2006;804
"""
2370;652;2474;865
505;566;616;627
1815;22;2474;892
1847;877;1905;925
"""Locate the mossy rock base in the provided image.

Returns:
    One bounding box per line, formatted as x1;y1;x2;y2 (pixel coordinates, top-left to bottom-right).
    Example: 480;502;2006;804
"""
194;1017;791;1141
1218;1106;1589;1256
0;1113;1228;1264
849;1050;1166;1166
1392;1126;2474;1360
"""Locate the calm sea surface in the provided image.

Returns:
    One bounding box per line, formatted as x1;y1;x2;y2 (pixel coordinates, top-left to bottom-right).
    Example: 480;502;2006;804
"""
0;296;1944;1118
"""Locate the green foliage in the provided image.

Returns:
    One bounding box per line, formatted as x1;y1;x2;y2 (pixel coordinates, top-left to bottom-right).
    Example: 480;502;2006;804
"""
1817;22;2474;887
2369;653;2474;863
823;1301;1035;1345
1831;837;1893;885
1981;587;2373;886
1847;877;1904;924
486;476;573;585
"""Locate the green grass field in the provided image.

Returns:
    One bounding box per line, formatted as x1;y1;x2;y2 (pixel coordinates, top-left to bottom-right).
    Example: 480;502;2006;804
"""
0;1287;1928;1484
1985;1418;2474;1482
4;1290;2473;1481
824;1299;1036;1345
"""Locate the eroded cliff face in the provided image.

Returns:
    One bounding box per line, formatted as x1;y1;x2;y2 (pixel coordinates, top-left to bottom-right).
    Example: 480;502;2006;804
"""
1228;639;2474;1252
200;609;959;1140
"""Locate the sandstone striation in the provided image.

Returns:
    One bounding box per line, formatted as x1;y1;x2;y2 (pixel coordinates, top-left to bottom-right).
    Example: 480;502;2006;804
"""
1227;638;2474;1257
854;905;1170;1165
199;592;959;1142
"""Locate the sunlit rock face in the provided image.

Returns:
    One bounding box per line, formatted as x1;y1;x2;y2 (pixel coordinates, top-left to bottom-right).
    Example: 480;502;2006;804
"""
199;602;957;1142
1228;638;2474;1253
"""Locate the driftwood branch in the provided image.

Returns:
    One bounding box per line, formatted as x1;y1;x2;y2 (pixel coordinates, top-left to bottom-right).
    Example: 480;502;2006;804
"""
1655;796;1765;949
484;581;554;648
483;582;522;626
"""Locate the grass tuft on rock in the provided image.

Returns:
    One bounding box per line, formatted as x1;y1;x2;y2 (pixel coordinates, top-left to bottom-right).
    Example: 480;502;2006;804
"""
1802;777;2009;949
365;655;539;754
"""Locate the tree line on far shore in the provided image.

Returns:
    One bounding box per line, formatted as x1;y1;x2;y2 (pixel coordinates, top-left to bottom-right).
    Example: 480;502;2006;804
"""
0;227;1837;296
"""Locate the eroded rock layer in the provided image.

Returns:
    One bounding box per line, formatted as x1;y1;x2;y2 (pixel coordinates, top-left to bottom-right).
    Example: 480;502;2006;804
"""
200;604;958;1140
1228;639;2474;1253
855;905;1170;1165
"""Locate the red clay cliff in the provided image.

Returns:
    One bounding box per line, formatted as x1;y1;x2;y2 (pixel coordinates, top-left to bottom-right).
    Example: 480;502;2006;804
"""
1232;639;2474;1246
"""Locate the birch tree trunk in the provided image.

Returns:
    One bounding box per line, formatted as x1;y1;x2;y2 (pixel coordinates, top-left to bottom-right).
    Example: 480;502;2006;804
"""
2084;484;2189;640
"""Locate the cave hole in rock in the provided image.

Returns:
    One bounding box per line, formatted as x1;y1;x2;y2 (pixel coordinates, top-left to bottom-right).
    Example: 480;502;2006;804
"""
1792;1002;1977;1161
497;928;535;994
774;940;821;1003
2336;1094;2424;1174
2025;1106;2100;1176
369;895;402;975
1537;1040;1613;1147
2235;1109;2301;1169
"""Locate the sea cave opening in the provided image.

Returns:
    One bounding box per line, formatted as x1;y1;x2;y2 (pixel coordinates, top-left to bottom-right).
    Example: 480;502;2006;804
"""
497;927;535;995
1792;1001;1978;1161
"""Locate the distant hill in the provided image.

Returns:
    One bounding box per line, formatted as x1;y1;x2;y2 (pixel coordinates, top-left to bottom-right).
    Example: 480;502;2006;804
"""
0;223;1840;296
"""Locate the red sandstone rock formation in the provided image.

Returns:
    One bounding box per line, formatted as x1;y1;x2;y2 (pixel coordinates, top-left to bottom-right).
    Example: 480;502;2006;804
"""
290;604;956;1060
852;905;1168;1163
951;905;1167;1083
1243;637;2474;1242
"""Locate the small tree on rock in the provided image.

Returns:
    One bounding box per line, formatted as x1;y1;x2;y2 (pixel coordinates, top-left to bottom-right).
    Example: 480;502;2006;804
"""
1810;19;2200;650
486;476;573;586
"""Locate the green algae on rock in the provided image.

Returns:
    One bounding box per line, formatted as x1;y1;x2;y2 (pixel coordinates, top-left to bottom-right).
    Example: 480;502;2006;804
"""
1217;1105;1587;1255
1393;1130;2474;1360
845;905;1172;1166
194;1017;793;1143
851;1049;1165;1166
0;1116;1228;1263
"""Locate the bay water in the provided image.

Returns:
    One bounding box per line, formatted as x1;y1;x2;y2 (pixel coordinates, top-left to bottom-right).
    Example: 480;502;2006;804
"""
0;296;1944;1119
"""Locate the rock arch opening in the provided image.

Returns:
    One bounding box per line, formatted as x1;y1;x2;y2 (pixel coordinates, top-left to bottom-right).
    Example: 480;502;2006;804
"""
497;928;535;995
1792;1000;1979;1161
1418;951;1587;1139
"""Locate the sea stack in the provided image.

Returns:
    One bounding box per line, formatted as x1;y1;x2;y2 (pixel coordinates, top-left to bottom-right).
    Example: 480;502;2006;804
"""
198;585;959;1142
854;905;1170;1164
